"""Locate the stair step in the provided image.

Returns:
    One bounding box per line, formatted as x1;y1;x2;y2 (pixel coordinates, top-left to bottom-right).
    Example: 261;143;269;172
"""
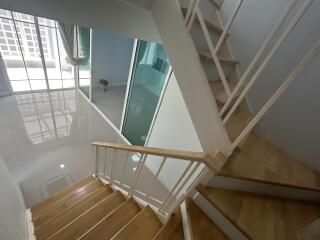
197;184;320;240
199;52;238;65
210;0;223;8
79;198;141;240
186;197;229;240
224;106;253;147
48;191;125;240
219;132;320;192
210;79;241;105
153;209;184;240
31;175;95;218
112;206;163;240
181;8;223;35
34;185;113;240
32;178;102;227
207;175;320;202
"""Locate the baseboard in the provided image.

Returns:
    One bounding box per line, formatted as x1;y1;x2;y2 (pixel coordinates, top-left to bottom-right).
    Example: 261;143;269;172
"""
26;209;36;240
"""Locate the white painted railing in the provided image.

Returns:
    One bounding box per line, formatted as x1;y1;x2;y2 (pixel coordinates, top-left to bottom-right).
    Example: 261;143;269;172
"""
181;0;317;151
92;142;222;215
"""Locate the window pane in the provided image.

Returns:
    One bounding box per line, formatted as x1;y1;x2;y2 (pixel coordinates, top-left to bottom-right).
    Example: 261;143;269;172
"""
122;41;170;145
0;9;12;19
12;11;34;23
39;26;61;79
77;26;91;79
63;79;75;89
15;21;45;79
30;80;47;90
0;18;28;81
79;78;90;86
49;80;62;89
37;17;55;27
10;80;31;92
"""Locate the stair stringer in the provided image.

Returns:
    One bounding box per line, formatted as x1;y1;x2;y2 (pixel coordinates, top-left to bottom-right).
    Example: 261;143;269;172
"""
193;192;248;240
151;0;232;160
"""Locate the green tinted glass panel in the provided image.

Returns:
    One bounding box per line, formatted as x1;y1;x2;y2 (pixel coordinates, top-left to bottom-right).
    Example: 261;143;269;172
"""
122;40;170;146
77;26;91;98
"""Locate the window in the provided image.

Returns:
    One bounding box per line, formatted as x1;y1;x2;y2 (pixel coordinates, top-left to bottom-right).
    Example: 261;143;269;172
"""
0;9;75;92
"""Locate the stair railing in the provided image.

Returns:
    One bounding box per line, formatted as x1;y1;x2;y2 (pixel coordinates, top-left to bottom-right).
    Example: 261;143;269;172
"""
183;0;243;100
182;0;317;151
92;142;224;215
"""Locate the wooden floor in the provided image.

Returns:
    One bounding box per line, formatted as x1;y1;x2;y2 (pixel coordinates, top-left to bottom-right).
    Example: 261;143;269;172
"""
197;184;320;240
219;132;320;191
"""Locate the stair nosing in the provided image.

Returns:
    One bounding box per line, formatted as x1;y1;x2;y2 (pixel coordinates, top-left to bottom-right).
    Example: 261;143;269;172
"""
34;184;112;231
31;176;95;213
47;191;123;239
78;198;138;240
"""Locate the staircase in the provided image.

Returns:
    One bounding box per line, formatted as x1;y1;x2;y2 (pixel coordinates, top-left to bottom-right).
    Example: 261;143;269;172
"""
26;0;320;239
30;175;186;240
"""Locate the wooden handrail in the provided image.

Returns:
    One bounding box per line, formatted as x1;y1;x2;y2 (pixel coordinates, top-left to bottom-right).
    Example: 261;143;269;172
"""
92;142;226;172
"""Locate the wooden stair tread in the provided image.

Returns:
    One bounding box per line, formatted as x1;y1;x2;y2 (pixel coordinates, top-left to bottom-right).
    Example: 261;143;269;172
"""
199;52;238;65
186;197;229;240
224;106;253;145
197;184;320;240
48;191;125;240
181;8;223;34
112;206;163;240
31;176;95;217
219;132;320;192
153;209;184;240
210;79;241;104
79;198;141;240
33;178;102;227
34;185;113;240
210;0;223;8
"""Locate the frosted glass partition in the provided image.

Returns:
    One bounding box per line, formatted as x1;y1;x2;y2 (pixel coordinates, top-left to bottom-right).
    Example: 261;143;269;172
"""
122;40;170;146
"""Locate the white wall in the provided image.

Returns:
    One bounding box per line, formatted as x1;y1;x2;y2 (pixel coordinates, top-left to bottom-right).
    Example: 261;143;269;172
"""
0;0;160;42
0;155;27;240
145;73;203;189
91;30;134;88
220;0;320;170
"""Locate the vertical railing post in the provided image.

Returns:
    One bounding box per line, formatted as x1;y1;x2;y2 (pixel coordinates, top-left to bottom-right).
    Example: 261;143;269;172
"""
167;166;209;215
129;154;148;196
163;162;200;213
214;0;243;54
146;157;167;198
220;0;310;117
159;161;194;213
195;6;231;98
95;146;100;177
231;39;320;150
110;150;117;183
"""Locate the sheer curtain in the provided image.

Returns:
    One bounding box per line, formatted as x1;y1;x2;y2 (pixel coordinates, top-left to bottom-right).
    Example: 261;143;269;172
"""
57;22;79;66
